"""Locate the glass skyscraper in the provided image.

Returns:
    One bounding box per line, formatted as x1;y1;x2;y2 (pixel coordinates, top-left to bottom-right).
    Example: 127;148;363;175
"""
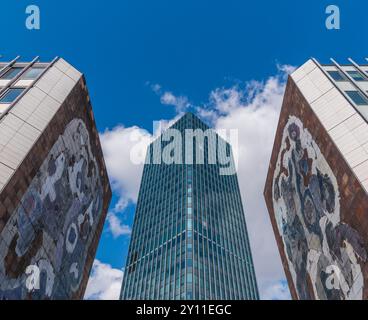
120;113;259;300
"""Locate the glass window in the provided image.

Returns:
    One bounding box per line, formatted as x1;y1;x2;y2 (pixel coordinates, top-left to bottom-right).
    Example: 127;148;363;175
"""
21;67;45;80
347;70;367;82
346;91;368;105
327;70;347;81
187;219;192;230
0;88;25;103
187;273;193;283
0;67;23;80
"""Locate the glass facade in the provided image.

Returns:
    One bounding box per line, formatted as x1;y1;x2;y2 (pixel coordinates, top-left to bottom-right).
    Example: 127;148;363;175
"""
20;67;45;79
0;88;25;103
0;67;24;80
345;90;368;105
320;61;368;123
327;70;347;82
347;70;367;81
120;113;259;300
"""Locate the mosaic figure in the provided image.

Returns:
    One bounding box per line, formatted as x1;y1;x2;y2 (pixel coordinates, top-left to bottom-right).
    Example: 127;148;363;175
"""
0;119;104;299
273;116;367;300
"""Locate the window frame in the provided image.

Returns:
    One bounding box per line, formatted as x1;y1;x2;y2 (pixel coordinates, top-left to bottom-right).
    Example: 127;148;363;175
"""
0;87;26;104
347;70;368;82
20;67;46;80
345;90;368;106
327;70;348;82
0;67;24;80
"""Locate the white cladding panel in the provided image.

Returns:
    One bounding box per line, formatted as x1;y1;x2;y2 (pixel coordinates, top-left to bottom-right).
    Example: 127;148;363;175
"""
291;60;368;193
0;58;82;193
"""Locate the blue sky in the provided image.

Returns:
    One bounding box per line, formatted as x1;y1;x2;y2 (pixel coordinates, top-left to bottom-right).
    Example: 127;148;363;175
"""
2;0;368;299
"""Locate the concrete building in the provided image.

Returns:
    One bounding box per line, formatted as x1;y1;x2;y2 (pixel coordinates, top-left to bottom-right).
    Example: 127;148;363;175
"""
120;113;259;300
0;57;111;299
264;58;368;300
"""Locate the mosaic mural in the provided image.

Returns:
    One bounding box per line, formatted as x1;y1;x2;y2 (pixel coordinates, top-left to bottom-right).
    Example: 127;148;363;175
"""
0;118;104;299
272;115;367;300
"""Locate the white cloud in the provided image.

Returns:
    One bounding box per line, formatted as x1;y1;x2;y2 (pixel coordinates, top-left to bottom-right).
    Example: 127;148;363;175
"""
160;92;190;112
151;83;162;94
262;281;291;300
277;63;296;75
100;125;152;209
84;260;124;300
149;82;191;112
100;125;152;238
107;213;132;238
209;87;244;114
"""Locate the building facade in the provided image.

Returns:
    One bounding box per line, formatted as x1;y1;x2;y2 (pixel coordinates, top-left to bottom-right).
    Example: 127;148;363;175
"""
0;57;111;299
120;113;259;300
264;58;368;300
